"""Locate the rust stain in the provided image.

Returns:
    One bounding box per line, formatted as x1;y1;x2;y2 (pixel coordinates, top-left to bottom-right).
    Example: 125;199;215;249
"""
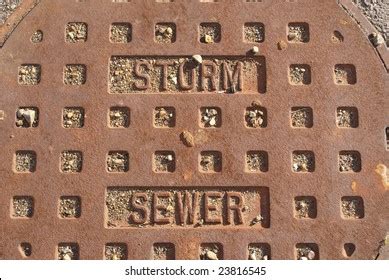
351;181;358;192
375;164;389;190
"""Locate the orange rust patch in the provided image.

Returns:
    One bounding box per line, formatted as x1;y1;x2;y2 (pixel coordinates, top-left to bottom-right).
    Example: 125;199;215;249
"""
351;181;358;192
375;164;389;190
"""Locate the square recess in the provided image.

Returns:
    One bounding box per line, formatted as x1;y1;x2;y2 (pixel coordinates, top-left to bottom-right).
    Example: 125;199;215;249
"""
289;64;311;85
199;23;221;43
337;107;358;128
343;243;356;257
294;196;317;219
244;22;265;43
292;151;315;172
105;243;127;260
31;30;43;43
63;107;84;128
109;107;130;128
18;64;41;85
57;243;79;260
16;107;39;128
64;65;86;85
155;23;176;43
61;151;83;173
341;196;364;219
295;243;319;260
200;151;222;173
110;23;132;43
334;64;356;85
245;151;268;172
107;151;129;172
291;107;313;128
12;196;34;218
200;243;223;260
200;107;221;128
248;243;270;260
153;151;175;173
245;106;267;128
59;196;81;218
288;23;309;43
14;151;36;173
153;243;175;260
19;243;32;257
65;22;87;43
154;107;176;127
338;151;361;172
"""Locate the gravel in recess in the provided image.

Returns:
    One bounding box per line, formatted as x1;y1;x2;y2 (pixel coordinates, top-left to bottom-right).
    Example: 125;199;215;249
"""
0;1;388;48
105;244;127;260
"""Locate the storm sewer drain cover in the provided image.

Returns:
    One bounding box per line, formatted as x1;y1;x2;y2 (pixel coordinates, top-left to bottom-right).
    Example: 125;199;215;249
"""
0;0;388;260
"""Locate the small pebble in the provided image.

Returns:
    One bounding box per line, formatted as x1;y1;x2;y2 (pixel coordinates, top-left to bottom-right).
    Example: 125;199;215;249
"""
206;250;218;260
192;54;203;64
204;34;213;44
252;46;259;54
307;250;315;260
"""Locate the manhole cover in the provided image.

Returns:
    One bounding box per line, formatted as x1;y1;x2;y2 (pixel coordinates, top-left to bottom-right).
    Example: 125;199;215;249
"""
0;0;388;260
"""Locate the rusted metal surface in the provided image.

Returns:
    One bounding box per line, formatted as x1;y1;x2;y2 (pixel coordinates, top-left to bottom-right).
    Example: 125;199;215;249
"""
0;0;388;260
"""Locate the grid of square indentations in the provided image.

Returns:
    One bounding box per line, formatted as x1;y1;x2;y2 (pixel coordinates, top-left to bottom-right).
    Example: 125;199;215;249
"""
11;239;362;259
9;12;371;261
18;21;360;88
22;234;374;260
9;103;365;175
